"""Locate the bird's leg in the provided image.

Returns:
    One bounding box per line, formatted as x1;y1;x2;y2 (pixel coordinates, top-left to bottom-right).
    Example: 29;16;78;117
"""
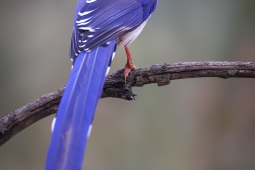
124;45;136;83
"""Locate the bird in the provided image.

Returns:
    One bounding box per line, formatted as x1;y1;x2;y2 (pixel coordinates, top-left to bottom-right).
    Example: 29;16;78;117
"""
45;0;158;169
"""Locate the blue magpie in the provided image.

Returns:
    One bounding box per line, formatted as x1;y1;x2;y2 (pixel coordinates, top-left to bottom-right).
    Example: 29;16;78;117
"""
45;0;158;169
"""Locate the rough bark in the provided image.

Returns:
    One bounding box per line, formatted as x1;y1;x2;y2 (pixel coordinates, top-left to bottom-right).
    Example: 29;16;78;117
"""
0;61;254;146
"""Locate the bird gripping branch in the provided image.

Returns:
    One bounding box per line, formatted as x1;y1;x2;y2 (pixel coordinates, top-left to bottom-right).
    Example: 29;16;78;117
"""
45;0;158;169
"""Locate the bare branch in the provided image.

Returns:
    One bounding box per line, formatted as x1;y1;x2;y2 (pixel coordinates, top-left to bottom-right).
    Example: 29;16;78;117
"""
0;61;254;146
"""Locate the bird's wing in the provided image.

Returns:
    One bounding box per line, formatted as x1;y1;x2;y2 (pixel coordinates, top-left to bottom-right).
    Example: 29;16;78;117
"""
70;0;157;60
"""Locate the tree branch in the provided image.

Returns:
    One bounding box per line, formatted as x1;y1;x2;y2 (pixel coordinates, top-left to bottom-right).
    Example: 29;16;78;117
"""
0;61;254;146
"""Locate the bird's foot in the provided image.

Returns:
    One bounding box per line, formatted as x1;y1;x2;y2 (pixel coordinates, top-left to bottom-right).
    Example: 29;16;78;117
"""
124;62;136;83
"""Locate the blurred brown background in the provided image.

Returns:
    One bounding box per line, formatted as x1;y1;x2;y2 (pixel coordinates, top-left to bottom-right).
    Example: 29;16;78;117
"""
0;0;255;170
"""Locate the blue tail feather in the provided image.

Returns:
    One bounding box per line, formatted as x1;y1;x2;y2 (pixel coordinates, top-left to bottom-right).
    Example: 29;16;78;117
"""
45;39;117;170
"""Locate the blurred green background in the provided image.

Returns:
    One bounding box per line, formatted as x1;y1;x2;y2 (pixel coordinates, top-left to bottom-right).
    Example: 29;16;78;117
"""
0;0;255;170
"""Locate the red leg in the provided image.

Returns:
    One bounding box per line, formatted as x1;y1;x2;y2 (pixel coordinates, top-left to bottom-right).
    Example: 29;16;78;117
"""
124;46;136;82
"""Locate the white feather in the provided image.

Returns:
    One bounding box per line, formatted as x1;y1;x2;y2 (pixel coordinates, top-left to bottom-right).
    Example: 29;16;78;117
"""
118;18;149;47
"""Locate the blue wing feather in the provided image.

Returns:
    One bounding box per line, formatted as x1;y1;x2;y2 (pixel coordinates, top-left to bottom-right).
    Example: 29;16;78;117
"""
45;40;117;170
70;0;158;60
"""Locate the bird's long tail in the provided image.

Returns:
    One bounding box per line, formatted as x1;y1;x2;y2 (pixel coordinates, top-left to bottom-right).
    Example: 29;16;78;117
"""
45;40;117;170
